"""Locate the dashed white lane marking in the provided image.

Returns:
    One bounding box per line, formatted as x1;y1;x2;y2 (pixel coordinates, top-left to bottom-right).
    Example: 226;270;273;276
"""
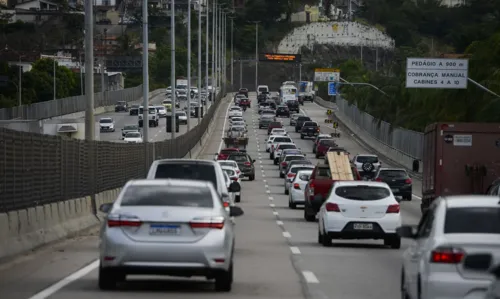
302;271;320;283
263;180;267;183
273;211;279;216
268;196;273;200
266;190;270;193
276;220;284;226
265;184;269;188
282;231;291;238
262;174;266;177
290;247;301;255
28;260;99;299
269;203;275;207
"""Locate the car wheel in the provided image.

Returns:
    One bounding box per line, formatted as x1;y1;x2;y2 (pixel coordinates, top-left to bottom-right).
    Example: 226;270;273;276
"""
235;195;241;202
300;134;304;139
214;262;233;292
390;237;401;249
249;175;255;181
321;229;332;247
315;153;320;159
304;206;316;222
403;194;412;201
98;264;123;290
279;172;284;178
289;197;296;209
312;147;316;153
284;187;289;195
318;228;323;244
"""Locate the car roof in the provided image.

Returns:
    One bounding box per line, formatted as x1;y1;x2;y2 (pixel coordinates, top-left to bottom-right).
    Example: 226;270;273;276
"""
441;195;500;208
125;178;212;188
100;117;112;120
277;142;295;146
334;181;390;188
356;154;378;157
378;168;406;172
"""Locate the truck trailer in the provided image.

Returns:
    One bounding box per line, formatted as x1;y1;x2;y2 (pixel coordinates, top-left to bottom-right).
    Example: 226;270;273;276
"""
421;122;500;212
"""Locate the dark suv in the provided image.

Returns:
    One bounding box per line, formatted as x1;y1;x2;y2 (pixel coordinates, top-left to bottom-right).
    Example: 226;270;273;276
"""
373;168;412;201
227;153;256;181
295;116;312;132
286;100;300;113
115;101;128;112
276;106;290;117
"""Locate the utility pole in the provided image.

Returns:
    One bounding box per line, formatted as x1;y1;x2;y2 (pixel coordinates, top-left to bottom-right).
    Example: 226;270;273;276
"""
239;58;242;89
170;0;176;139
253;21;260;92
197;0;202;122
84;0;94;141
142;0;149;147
79;53;83;95
229;16;235;92
18;57;22;109
223;12;227;94
187;0;192;131
211;1;216;100
205;0;209;107
216;6;221;95
53;58;56;100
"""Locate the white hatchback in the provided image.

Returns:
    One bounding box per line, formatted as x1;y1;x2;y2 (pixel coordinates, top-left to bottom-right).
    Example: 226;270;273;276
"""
270;128;287;136
221;166;243;202
317;181;401;248
288;169;313;209
266;135;293;152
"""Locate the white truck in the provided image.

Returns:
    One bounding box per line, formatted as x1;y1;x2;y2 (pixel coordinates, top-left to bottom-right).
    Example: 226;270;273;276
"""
280;84;298;104
138;106;159;127
298;81;315;102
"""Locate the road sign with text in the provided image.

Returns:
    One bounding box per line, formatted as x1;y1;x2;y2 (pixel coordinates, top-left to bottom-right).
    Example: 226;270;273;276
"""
406;58;469;89
328;82;337;95
314;68;340;82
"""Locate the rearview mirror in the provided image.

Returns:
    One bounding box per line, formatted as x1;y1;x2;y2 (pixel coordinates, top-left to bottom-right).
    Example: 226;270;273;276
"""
396;225;417;239
228;181;241;192
99;203;112;213
229;206;244;217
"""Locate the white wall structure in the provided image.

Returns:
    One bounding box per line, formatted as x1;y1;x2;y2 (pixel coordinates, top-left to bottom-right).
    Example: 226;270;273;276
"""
277;21;395;54
440;0;465;6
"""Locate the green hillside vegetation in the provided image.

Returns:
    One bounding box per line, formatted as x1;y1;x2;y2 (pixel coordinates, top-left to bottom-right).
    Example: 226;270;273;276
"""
338;0;500;131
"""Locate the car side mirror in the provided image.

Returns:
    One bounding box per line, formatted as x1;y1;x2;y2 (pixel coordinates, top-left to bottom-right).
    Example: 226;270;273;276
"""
229;206;244;217
396;225;417;239
99;203;112;213
229;181;241;192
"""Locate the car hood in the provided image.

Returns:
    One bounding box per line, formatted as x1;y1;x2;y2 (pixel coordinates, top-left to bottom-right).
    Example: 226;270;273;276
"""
124;138;142;142
100;123;113;126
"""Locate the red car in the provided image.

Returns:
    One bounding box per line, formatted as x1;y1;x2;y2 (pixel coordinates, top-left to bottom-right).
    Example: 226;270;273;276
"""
315;139;337;158
239;98;251;108
216;148;240;160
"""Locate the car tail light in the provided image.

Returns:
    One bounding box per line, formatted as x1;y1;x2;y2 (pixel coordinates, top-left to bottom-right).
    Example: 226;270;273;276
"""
287;173;295;178
293;183;300;189
107;214;142;227
386;204;400;213
281;162;287;166
431;247;465;264
325;203;340;212
317;127;320;132
231;177;238;181
189;216;225;229
223;201;230;208
244;162;251;166
309;182;315;194
375;178;383;182
405;178;412;184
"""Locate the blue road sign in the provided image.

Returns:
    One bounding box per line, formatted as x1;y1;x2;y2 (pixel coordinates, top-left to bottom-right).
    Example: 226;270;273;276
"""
328;82;337;96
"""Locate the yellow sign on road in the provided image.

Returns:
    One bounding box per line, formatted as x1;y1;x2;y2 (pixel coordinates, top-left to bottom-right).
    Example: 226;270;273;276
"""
332;24;338;32
327;109;333;115
315;68;340;73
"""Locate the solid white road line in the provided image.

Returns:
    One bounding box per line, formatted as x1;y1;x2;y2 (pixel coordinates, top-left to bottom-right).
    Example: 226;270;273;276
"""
302;271;320;283
290;246;301;255
28;260;99;299
217;97;233;153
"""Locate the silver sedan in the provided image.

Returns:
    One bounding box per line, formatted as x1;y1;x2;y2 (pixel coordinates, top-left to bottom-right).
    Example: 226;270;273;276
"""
97;179;244;292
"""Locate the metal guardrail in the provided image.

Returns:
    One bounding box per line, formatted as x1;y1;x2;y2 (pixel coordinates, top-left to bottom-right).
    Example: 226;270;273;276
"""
0;89;225;213
0;85;144;120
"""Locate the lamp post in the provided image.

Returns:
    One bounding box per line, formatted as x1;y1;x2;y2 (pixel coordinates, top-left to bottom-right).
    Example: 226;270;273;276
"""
252;21;261;92
205;0;210;107
197;1;202;122
142;0;150;146
170;0;176;140
228;15;235;92
211;1;216;101
187;0;192;131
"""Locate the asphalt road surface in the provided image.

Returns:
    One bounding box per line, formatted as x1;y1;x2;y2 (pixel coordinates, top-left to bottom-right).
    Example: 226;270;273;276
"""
0;92;422;299
94;92;210;142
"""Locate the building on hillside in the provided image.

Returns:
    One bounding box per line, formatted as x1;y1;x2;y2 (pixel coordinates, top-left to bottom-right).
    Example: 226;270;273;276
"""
439;0;465;6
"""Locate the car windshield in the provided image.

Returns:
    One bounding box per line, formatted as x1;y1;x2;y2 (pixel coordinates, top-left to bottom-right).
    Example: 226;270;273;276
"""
274;137;292;143
357;156;379;163
233;122;245;126
157;107;165;111
263;110;275;114
291;166;314;174
227;154;248;162
258;87;267;92
273;129;285;133
163;100;172;104
304;122;318;127
230;107;241;111
221;149;238;154
154;163;217;189
444;207;500;234
335;186;390;201
298;117;311;121
176;112;186;116
320;140;336;146
100;119;112;123
123;125;137;130
121;185;213;208
378;170;408;179
125;132;141;138
285;156;305;162
117;101;126;105
149;108;156;114
231;126;245;131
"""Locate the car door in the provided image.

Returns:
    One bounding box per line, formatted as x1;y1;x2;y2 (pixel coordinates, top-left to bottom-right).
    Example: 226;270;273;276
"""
405;204;436;298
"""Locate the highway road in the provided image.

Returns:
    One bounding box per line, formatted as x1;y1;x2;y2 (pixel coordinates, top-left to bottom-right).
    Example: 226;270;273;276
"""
0;92;422;299
94;92;211;143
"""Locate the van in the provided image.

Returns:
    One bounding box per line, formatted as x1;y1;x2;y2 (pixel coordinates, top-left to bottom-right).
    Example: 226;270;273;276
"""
257;85;269;95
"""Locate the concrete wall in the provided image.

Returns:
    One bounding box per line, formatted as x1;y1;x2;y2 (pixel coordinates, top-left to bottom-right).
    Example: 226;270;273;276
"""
0;188;119;262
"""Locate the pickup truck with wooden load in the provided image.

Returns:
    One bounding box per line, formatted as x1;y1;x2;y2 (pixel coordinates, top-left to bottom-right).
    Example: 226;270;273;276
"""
421;122;500;212
303;151;357;221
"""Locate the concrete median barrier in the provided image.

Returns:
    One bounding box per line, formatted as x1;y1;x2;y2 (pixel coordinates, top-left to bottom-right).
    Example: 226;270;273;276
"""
0;91;229;262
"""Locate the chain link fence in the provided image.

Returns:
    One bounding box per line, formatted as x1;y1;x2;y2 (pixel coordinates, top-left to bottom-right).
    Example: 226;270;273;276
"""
0;90;225;213
0;85;143;120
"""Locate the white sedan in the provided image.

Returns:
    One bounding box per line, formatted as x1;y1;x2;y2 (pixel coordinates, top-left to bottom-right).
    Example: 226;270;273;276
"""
266;135;293;152
217;160;242;177
288;169;313;209
318;181;401;248
221;166;243;202
228;107;243;118
270;128;287;136
123;132;143;143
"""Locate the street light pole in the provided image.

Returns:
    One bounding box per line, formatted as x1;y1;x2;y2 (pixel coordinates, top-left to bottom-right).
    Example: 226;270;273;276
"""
229;16;235;92
211;1;216;100
253;21;260;93
197;1;202;122
53;58;56;100
187;0;192;131
171;0;176;139
84;0;94;141
18;57;22;108
205;0;209;107
142;0;150;146
223;12;227;94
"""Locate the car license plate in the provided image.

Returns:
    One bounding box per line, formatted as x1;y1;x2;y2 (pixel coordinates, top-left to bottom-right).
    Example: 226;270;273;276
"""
149;224;180;235
353;223;373;230
391;188;399;192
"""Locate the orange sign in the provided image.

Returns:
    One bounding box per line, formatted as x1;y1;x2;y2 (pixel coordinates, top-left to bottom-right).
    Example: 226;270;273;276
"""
259;53;301;63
